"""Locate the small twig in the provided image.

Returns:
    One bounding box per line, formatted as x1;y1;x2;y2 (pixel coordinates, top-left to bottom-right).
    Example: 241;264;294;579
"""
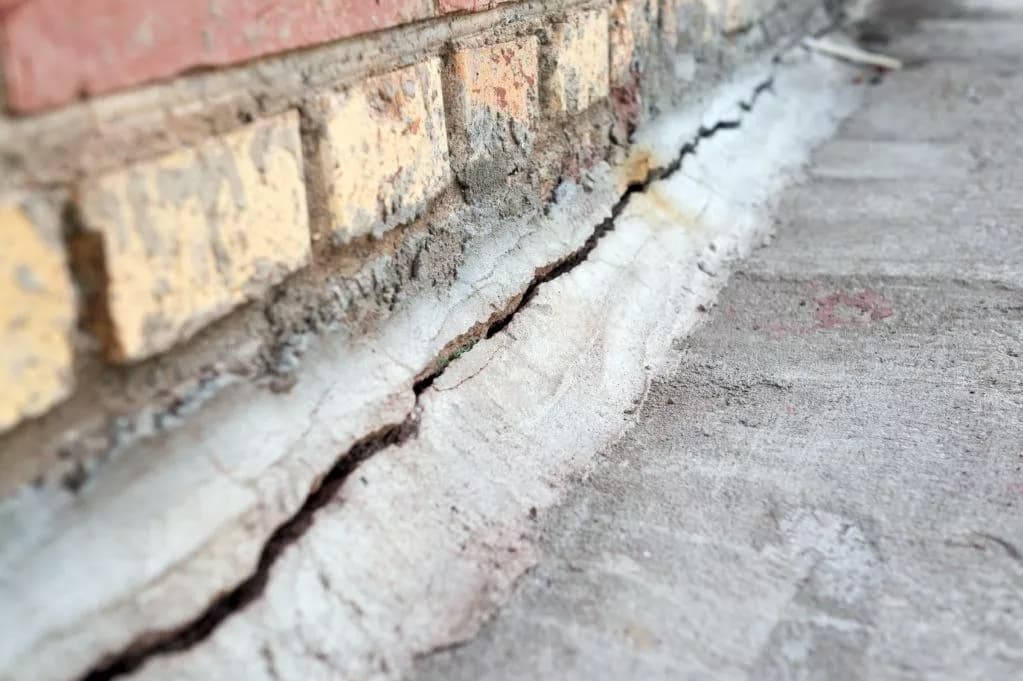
803;36;903;71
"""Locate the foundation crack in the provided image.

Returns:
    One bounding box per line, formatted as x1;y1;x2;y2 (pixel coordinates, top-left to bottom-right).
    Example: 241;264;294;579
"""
75;71;778;681
483;74;776;340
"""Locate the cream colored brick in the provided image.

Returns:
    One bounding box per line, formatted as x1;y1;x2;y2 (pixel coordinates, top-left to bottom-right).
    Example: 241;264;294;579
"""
0;203;75;431
310;59;450;243
660;0;714;50
77;111;310;362
611;1;657;85
544;9;610;115
445;37;540;188
707;0;771;34
660;0;683;50
448;38;539;125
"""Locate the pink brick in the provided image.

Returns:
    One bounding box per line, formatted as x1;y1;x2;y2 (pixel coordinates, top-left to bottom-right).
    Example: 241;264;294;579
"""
0;0;435;113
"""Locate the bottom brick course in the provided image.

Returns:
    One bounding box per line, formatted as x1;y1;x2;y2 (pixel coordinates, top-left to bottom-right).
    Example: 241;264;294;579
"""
0;203;76;432
308;59;451;244
76;111;311;362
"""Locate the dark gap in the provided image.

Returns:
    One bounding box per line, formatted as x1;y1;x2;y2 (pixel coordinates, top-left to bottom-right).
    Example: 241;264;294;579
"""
485;76;773;340
78;420;416;681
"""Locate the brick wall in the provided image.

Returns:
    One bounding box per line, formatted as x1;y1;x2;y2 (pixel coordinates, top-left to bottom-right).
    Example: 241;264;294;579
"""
0;0;827;445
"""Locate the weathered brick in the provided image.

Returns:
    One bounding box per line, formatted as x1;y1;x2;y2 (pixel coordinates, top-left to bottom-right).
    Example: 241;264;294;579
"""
0;0;435;113
711;0;772;34
444;38;539;197
76;111;310;362
308;59;450;243
448;39;538;125
0;202;76;431
662;0;768;40
610;1;657;86
610;0;658;141
439;0;514;12
660;0;712;51
543;9;610;115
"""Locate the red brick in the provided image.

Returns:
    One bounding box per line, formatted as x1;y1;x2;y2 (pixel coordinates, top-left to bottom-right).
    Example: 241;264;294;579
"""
0;0;435;113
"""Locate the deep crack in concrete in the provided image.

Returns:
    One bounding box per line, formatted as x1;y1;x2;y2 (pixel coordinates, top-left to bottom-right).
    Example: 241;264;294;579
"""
76;72;777;681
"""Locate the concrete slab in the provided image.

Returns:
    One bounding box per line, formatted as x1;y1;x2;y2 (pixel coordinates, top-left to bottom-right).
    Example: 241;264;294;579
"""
413;6;1023;681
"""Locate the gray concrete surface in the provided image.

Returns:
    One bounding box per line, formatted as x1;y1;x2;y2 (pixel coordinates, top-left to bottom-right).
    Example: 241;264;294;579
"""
413;4;1023;680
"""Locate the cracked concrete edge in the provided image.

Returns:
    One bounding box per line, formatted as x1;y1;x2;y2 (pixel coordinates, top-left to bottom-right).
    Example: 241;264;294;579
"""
0;168;614;681
112;50;866;681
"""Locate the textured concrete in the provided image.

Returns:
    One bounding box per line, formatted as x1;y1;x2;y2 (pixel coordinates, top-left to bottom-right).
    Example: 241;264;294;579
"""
414;5;1023;681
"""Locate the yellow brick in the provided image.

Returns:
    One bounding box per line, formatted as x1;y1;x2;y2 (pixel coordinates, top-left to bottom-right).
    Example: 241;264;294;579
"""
660;0;714;50
0;204;75;431
77;111;310;362
610;1;656;85
449;38;539;124
544;9;610;115
661;0;774;49
714;0;760;33
309;59;450;243
660;0;681;50
445;38;539;187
